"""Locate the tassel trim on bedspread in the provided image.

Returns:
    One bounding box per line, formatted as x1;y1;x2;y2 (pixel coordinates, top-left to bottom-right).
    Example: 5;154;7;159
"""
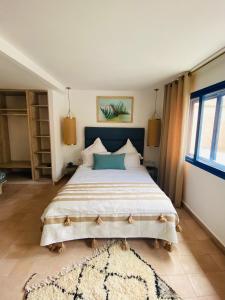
43;214;177;225
128;215;134;224
64;216;71;226
121;239;130;251
176;224;183;232
96;216;103;225
91;238;98;249
47;242;66;253
158;214;167;223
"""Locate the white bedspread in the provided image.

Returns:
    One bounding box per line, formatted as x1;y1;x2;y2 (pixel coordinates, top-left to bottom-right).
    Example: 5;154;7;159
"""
68;165;154;184
40;166;179;246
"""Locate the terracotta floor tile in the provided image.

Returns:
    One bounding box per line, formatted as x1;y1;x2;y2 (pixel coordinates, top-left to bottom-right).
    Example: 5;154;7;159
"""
0;182;224;299
3;243;28;260
173;241;197;256
177;208;192;220
150;253;185;276
0;275;26;300
10;257;34;277
197;295;225;300
210;253;225;271
0;258;19;276
188;273;219;297
194;240;222;255
176;240;221;257
177;231;197;242
207;272;225;293
0;240;14;259
166;274;196;298
184;219;209;241
180;254;222;274
14;230;41;245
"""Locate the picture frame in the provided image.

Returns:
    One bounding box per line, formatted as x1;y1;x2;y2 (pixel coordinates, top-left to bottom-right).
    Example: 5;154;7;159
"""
96;96;134;123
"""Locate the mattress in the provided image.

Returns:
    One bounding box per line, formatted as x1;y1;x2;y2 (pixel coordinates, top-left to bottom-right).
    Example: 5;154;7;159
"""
40;166;179;246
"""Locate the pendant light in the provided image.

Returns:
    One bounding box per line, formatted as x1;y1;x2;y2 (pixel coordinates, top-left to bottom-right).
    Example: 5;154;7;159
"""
63;87;76;145
147;88;161;147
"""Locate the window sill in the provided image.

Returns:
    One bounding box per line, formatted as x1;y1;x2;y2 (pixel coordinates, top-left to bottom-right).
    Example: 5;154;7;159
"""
185;156;225;180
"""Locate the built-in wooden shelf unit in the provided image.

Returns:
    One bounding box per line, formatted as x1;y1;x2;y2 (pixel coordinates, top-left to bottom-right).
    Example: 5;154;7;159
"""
0;89;52;182
27;90;52;181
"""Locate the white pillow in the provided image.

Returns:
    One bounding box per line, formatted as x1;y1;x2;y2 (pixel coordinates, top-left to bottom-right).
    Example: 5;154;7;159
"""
81;138;108;167
114;139;143;158
124;153;141;169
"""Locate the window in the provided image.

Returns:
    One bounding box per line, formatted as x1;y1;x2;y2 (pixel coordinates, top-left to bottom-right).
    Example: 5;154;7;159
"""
186;80;225;179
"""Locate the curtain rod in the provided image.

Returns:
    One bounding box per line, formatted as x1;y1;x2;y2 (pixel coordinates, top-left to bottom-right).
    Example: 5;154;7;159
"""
190;47;225;74
165;47;225;85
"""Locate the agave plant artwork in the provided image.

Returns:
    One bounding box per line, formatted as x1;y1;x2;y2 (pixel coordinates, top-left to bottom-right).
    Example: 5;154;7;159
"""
97;97;133;123
100;102;130;120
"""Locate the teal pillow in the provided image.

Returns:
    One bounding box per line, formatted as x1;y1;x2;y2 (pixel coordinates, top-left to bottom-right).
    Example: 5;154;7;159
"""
93;154;126;170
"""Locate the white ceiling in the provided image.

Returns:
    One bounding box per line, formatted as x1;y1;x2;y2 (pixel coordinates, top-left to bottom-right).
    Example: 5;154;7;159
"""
0;0;225;90
0;53;56;89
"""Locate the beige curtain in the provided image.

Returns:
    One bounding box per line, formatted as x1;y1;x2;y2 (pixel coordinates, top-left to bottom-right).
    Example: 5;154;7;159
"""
159;73;190;207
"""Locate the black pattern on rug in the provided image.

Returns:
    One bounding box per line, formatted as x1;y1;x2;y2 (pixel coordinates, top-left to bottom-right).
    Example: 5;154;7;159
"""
24;241;182;300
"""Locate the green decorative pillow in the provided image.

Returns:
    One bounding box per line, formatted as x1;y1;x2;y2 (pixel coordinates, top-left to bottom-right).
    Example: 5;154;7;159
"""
93;154;126;170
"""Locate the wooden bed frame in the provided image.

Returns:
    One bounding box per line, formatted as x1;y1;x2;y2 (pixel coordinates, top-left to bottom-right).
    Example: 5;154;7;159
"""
85;126;145;157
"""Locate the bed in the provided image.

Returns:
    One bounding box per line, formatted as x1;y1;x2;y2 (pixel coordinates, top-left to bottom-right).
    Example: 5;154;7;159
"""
40;127;181;252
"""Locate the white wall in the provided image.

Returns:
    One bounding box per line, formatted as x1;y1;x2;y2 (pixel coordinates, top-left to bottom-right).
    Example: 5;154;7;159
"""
48;90;65;182
183;54;225;246
50;88;164;181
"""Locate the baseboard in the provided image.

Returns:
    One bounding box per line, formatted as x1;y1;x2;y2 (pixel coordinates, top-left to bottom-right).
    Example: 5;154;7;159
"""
182;202;225;254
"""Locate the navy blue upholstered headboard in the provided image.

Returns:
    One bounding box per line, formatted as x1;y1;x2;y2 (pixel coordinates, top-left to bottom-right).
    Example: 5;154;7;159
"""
85;127;145;156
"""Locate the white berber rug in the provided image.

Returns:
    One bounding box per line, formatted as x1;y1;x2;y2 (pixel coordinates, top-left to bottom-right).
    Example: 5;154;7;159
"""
24;241;181;300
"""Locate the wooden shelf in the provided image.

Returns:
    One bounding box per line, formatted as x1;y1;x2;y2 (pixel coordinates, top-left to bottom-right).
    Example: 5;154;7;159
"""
35;150;51;154
32;105;48;107
33;119;49;122
34;135;50;138
0;90;26;96
37;177;52;182
0;113;28;116
36;164;52;169
0;108;27;111
0;161;31;169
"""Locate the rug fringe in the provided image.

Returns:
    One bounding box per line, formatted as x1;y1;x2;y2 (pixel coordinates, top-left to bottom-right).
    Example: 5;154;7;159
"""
23;273;37;297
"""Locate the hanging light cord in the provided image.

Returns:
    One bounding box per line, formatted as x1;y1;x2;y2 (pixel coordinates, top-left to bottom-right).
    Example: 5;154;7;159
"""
153;88;159;119
66;87;71;118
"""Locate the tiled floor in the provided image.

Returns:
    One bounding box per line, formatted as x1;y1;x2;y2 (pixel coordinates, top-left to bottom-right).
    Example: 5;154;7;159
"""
0;181;224;300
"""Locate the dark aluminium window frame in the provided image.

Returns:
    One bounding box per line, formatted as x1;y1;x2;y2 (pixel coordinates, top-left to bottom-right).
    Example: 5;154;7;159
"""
185;80;225;180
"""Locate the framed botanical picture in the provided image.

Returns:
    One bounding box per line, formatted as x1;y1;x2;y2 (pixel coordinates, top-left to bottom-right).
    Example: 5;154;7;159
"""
96;96;134;123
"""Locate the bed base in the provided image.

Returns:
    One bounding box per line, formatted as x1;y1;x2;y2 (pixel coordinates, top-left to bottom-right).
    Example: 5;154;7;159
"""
46;239;173;254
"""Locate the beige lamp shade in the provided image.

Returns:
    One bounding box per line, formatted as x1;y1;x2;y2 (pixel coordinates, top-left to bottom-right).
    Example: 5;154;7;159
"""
63;116;76;145
147;118;161;147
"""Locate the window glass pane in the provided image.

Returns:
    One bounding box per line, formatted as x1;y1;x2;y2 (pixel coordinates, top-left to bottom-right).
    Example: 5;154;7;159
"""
187;100;199;157
215;96;225;166
198;98;217;160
